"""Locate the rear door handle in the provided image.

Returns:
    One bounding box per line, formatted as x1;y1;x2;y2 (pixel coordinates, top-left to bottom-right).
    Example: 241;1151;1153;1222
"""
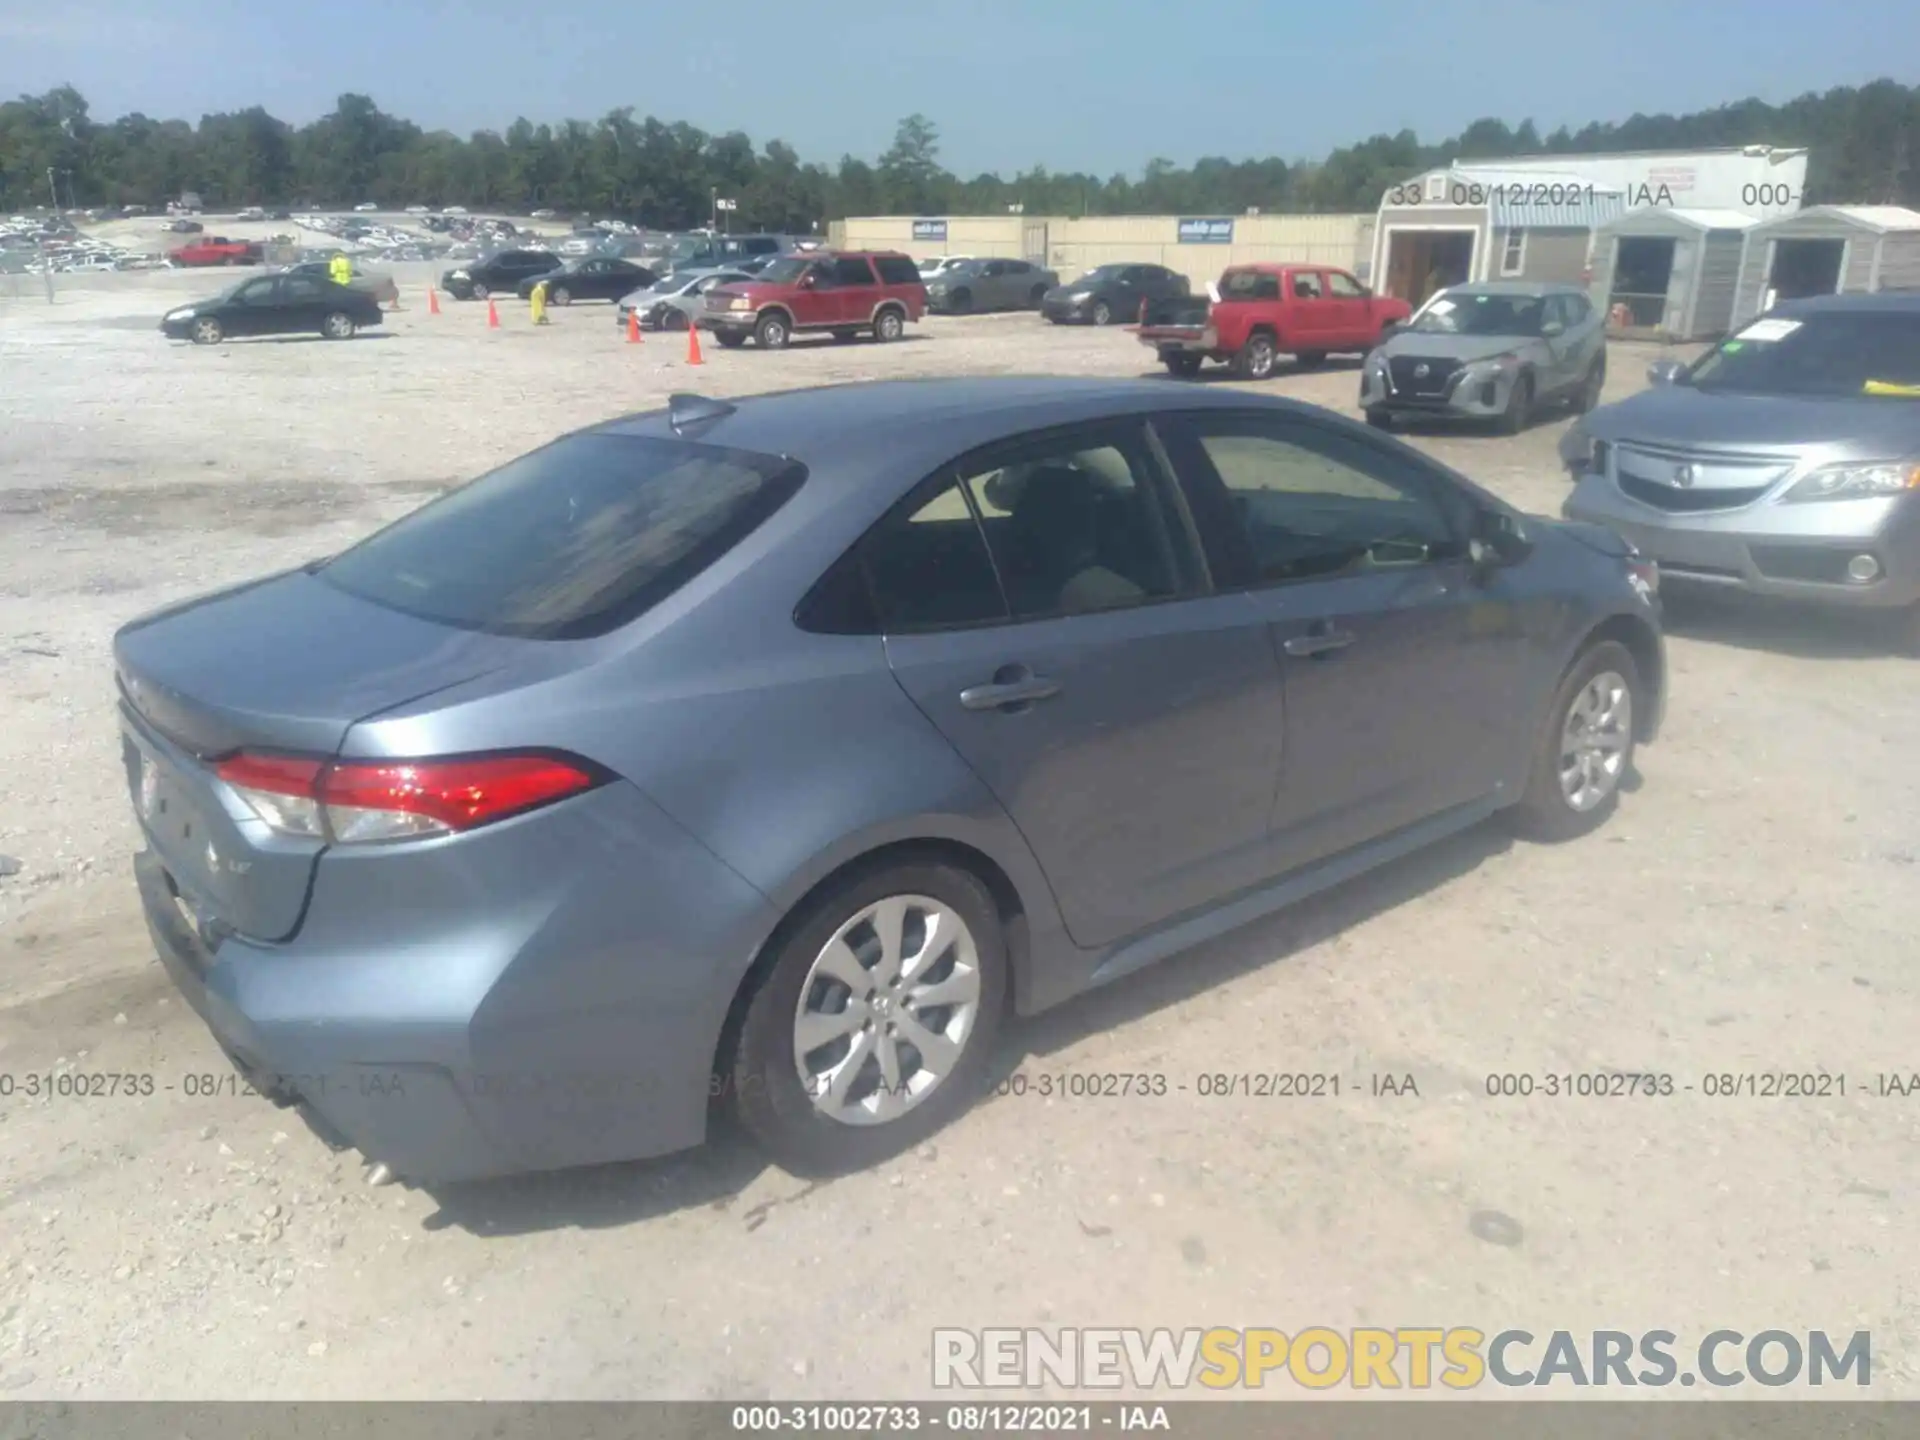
1283;627;1357;659
960;674;1061;711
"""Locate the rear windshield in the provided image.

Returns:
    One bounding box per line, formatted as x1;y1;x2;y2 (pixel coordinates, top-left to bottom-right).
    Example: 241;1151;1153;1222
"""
1218;269;1279;301
316;433;804;639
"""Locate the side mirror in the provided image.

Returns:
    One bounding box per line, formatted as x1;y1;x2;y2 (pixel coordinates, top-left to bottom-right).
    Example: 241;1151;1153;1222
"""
1647;358;1687;387
1541;320;1565;338
1470;509;1534;574
798;273;818;289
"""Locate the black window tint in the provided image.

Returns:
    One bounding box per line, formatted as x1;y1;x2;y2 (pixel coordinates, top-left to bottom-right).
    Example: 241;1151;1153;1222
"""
832;256;876;285
745;237;780;255
1006;260;1032;274
795;552;880;635
235;279;279;305
1220;269;1280;301
960;430;1191;619
282;276;328;301
1185;419;1467;584
982;261;1008;276
316;433;803;640
860;482;1007;632
874;255;921;284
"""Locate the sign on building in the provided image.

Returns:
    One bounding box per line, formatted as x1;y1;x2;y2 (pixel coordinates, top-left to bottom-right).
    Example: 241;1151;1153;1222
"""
912;219;948;242
1177;218;1235;244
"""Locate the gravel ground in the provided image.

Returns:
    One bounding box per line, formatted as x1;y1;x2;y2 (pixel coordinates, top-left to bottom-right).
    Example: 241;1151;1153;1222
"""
1;269;1918;1401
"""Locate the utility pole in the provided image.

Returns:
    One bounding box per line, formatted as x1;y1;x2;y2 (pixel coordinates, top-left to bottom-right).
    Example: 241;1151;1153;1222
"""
47;166;60;211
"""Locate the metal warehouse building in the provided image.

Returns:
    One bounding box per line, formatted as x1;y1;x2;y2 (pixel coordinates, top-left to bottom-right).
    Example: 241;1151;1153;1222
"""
1371;147;1809;308
1587;208;1760;341
1731;205;1920;325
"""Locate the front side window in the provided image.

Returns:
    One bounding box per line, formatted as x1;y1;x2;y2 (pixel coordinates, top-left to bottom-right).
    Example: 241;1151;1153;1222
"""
282;276;328;301
235;279;279;306
317;433;804;639
1179;419;1468;583
1292;272;1325;300
1327;271;1366;298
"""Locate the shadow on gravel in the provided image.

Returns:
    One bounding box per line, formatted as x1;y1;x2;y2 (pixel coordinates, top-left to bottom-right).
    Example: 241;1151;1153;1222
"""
417;818;1518;1239
1659;587;1910;662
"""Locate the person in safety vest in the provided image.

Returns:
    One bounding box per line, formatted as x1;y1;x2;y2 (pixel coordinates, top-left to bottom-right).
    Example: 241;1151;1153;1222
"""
531;278;550;325
328;252;352;287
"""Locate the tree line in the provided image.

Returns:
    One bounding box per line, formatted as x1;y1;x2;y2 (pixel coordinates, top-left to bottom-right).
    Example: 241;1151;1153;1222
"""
2;80;1916;229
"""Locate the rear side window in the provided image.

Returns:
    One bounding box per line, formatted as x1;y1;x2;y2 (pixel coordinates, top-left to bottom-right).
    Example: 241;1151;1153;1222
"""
859;482;1008;631
317;433;804;639
832;256;877;285
874;255;922;284
1220;269;1280;301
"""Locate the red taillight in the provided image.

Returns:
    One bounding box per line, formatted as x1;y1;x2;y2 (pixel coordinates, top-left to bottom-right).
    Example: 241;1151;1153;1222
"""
213;751;601;844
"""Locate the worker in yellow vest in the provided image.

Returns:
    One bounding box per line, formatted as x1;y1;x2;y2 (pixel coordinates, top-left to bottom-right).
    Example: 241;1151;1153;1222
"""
328;252;352;287
531;278;550;325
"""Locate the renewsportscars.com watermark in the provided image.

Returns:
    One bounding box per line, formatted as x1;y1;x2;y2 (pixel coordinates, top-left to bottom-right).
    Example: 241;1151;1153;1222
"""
932;1328;1872;1391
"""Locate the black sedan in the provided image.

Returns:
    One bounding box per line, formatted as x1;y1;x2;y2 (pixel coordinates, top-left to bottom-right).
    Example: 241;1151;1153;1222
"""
1042;263;1189;325
159;272;384;344
439;248;561;300
515;256;657;304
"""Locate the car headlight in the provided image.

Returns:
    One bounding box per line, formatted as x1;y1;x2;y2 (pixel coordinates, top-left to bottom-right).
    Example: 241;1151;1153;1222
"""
1783;461;1920;503
729;296;750;311
1459;353;1521;383
1068;290;1092;302
449;269;469;279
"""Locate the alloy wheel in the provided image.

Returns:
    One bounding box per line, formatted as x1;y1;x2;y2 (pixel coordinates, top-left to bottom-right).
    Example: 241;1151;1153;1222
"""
792;894;983;1127
1558;670;1632;811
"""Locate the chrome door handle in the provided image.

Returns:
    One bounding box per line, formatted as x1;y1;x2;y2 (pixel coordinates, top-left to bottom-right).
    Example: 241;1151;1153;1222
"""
1283;628;1356;658
959;675;1061;711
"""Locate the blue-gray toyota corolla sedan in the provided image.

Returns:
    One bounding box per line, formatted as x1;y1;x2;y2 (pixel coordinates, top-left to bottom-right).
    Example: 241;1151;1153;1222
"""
114;377;1665;1184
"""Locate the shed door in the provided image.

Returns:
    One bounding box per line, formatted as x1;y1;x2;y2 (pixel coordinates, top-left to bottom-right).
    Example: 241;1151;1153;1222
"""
1665;234;1695;336
1022;221;1049;266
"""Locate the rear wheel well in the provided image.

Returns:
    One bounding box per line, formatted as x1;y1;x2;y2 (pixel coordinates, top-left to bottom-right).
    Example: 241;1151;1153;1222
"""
1581;614;1663;741
708;839;1027;1091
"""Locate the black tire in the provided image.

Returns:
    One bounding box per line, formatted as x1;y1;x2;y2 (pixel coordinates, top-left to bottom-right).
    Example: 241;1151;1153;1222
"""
947;288;972;315
1163;352;1203;378
755;311;792;349
668;310;691;331
714;330;747;348
189;316;224;345
1232;331;1279;380
1029;284;1048;308
320;311;356;340
1295;350;1328;369
551;285;572;306
1091;299;1113;326
1365;407;1393;430
1574;357;1606;413
727;859;1009;1175
1508;640;1642;843
1499;373;1534;435
471;282;490;301
872;306;905;342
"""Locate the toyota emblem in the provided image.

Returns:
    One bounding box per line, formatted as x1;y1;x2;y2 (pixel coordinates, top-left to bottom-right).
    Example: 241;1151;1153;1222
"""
1414;363;1430;378
1670;463;1696;488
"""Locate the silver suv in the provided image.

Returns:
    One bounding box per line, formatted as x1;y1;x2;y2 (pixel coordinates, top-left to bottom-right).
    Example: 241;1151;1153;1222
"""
1562;292;1920;651
1361;281;1608;435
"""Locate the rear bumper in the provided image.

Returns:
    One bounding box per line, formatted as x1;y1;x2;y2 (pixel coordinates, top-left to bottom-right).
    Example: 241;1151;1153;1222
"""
130;780;783;1184
1138;327;1211;353
1564;477;1920;610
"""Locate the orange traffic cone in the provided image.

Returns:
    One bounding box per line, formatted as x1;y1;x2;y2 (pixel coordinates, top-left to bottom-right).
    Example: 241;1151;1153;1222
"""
427;287;441;316
686;323;703;365
627;308;642;344
486;297;500;329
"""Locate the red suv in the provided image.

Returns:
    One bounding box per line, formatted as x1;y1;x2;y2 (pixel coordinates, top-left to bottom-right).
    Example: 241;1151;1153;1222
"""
697;251;926;349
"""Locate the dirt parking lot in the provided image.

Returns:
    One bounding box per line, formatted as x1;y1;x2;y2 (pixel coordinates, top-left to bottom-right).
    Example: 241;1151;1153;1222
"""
2;268;1918;1401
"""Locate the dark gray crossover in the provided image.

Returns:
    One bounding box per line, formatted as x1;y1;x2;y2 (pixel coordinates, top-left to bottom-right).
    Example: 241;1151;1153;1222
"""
115;378;1665;1184
1563;293;1920;651
1361;281;1607;434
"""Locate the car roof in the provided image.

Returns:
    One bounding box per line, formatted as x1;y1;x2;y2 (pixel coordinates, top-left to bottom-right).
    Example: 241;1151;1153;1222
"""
1770;290;1920;316
589;376;1326;488
1440;279;1581;298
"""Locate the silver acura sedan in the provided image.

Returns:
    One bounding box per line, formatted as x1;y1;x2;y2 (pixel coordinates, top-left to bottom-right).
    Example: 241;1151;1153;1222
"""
1562;293;1920;651
115;378;1663;1185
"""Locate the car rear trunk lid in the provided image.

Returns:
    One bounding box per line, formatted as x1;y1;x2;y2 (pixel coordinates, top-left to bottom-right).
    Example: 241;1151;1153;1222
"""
114;569;516;942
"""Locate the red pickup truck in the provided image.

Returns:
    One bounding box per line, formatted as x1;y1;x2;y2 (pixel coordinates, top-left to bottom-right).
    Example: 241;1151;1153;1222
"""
1139;263;1410;380
170;236;264;268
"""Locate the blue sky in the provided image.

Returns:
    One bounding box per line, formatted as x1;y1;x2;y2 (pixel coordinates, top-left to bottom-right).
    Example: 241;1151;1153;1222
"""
4;0;1916;175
